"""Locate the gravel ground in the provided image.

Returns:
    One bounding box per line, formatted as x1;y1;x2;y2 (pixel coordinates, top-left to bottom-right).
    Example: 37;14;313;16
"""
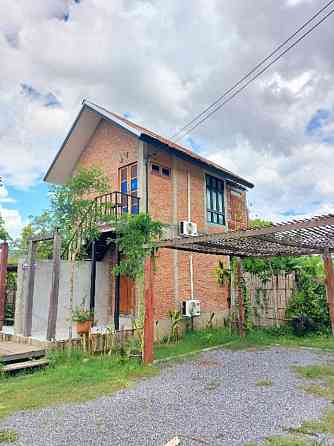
1;347;334;446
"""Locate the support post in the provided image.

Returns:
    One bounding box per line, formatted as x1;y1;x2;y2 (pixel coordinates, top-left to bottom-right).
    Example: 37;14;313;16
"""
47;231;61;341
23;240;37;337
235;256;246;337
143;255;154;364
90;240;96;316
323;251;334;335
114;248;120;331
0;241;9;330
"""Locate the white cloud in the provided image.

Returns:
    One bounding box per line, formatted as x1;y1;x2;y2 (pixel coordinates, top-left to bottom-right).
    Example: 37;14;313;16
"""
0;184;15;203
0;0;333;222
0;206;23;239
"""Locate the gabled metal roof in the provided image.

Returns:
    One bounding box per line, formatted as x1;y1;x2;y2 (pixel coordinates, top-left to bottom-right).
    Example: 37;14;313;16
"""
45;99;254;189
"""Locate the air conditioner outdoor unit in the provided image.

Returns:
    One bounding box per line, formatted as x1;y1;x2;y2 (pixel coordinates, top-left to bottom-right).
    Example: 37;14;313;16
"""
179;221;198;236
182;299;201;317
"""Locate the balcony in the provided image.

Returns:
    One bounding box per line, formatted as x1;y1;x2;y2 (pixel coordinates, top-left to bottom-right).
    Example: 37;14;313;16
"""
94;191;140;221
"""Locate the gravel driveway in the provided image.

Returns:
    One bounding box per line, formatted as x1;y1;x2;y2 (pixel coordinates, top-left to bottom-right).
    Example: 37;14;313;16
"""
1;347;333;446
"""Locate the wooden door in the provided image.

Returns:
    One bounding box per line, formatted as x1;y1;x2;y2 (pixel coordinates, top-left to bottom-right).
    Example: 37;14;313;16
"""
119;275;135;315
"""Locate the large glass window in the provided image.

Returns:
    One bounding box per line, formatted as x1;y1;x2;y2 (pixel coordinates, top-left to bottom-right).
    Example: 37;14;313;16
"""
206;175;225;225
130;164;139;214
119;164;139;215
120;167;128;213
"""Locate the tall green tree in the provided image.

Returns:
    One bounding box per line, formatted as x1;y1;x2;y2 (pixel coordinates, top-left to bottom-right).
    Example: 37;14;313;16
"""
49;167;109;339
49;166;109;252
0;213;9;242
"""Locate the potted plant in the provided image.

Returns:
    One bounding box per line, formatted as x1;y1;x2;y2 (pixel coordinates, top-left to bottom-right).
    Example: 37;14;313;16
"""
72;301;94;336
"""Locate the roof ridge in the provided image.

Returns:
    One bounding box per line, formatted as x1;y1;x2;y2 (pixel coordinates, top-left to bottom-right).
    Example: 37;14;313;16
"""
83;99;254;189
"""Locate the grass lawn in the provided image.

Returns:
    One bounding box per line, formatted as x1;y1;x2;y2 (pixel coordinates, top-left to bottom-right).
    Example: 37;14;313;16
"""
154;327;334;361
0;350;157;420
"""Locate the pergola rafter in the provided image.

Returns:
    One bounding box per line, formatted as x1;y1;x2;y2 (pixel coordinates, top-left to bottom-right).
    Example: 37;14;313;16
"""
142;214;334;363
157;214;334;257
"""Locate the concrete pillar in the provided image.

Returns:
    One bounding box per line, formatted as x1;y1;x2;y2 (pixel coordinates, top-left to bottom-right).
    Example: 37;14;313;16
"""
0;241;9;330
14;260;25;335
143;255;154;364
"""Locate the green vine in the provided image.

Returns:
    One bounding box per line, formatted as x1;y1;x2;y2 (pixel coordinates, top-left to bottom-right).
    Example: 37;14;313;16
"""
109;213;163;281
215;257;253;332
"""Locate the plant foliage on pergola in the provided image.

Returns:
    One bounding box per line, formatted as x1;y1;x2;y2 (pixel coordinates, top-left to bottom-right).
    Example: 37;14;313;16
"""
141;214;334;361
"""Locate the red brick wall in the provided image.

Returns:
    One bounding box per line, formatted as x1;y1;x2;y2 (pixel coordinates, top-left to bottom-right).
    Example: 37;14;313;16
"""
148;151;173;224
227;188;248;231
73;119;248;327
147;145;248;323
77;119;139;190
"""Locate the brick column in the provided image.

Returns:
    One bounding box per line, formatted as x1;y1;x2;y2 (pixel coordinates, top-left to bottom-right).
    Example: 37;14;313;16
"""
0;241;9;330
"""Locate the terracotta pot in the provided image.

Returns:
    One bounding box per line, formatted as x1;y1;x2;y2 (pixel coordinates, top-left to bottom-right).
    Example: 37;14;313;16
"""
76;320;92;336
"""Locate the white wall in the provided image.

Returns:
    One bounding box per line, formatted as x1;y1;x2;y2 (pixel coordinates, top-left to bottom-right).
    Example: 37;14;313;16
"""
15;259;111;340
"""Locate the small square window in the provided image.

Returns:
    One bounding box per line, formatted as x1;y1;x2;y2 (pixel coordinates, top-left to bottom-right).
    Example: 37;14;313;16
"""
161;167;171;177
151;163;160;174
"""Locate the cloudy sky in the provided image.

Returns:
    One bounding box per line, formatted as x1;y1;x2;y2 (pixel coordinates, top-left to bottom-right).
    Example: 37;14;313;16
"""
0;0;334;237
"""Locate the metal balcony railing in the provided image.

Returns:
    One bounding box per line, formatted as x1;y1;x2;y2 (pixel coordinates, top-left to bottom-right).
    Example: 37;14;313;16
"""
62;191;140;258
95;191;140;219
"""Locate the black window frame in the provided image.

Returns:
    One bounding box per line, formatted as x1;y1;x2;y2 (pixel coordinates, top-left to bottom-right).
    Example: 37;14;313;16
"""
206;174;225;225
150;162;171;178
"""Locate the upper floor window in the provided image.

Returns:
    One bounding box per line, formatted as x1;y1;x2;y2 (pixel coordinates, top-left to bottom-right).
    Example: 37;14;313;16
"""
150;162;171;178
206;175;225;225
119;163;139;214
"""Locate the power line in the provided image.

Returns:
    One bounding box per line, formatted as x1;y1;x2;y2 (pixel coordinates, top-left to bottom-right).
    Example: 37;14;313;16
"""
171;1;334;141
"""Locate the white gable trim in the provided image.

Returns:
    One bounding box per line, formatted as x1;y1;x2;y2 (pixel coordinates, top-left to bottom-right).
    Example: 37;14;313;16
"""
44;101;140;185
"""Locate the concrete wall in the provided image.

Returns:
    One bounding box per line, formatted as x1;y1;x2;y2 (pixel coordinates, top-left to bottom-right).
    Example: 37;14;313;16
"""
14;259;110;340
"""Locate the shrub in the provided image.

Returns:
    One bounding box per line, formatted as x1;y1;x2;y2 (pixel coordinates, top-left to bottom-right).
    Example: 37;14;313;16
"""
287;259;329;334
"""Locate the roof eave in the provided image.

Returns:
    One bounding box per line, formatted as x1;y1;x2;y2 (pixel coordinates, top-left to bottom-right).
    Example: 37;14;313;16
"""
139;133;254;189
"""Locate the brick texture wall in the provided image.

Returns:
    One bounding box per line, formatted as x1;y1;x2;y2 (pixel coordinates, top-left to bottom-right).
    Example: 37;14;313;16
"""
77;119;139;190
74;118;249;331
147;146;247;328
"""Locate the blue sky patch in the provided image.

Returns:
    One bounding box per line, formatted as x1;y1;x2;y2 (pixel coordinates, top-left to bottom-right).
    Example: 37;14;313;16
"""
305;108;333;141
4;32;19;48
280;209;305;217
185;136;203;152
21;83;61;108
4;182;50;230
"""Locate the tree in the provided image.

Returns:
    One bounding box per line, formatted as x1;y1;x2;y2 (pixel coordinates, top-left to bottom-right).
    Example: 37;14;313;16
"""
49;166;109;251
0;213;9;242
48;167;109;339
15;212;54;260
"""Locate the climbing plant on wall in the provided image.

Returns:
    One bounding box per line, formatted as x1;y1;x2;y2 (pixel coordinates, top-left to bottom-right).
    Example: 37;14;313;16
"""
110;213;163;281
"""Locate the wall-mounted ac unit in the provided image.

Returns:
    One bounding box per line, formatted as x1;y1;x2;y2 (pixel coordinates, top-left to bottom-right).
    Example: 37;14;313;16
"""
179;221;198;236
182;299;201;317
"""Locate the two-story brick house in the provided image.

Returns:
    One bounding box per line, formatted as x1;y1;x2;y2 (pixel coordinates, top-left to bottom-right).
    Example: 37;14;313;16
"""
45;100;254;336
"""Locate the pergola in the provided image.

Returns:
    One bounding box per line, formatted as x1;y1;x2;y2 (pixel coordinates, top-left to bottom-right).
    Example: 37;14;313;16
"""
143;214;334;363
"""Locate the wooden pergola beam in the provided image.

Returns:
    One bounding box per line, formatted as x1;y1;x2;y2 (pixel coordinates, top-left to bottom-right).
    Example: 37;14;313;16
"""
157;214;334;249
23;240;37;337
323;251;334;335
28;234;54;243
46;231;61;341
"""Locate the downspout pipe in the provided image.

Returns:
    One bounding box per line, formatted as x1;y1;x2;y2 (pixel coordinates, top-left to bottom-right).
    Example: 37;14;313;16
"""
89;240;97;318
114;248;120;331
145;157;149;214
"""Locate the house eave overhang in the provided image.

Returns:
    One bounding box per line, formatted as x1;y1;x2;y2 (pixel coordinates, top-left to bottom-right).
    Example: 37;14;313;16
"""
139;133;254;190
45;100;254;191
44;102;140;185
